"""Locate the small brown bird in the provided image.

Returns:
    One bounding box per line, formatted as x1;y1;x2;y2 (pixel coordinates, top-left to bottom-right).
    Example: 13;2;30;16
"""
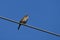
18;15;29;30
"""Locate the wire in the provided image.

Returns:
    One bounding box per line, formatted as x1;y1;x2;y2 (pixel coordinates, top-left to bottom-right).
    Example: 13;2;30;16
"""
0;16;19;24
23;24;60;37
0;16;60;37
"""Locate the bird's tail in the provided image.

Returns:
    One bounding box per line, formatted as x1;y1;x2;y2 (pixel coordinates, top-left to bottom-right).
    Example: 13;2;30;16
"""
18;24;21;30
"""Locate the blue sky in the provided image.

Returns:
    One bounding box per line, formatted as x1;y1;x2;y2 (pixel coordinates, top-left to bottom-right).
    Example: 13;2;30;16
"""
0;0;60;40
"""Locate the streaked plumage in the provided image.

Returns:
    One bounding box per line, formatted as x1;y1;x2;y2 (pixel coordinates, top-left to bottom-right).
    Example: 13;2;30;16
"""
18;15;29;30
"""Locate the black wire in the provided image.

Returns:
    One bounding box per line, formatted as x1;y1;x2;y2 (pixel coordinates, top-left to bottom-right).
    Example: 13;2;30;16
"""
23;24;60;37
0;16;19;24
0;16;60;37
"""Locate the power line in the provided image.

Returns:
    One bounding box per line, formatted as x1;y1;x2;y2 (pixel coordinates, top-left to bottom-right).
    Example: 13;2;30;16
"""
0;16;60;37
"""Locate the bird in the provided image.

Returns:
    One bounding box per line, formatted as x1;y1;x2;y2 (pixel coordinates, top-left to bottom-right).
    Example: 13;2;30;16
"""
18;15;29;30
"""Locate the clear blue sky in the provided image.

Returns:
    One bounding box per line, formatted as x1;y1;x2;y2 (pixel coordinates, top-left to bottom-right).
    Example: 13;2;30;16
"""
0;0;60;40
